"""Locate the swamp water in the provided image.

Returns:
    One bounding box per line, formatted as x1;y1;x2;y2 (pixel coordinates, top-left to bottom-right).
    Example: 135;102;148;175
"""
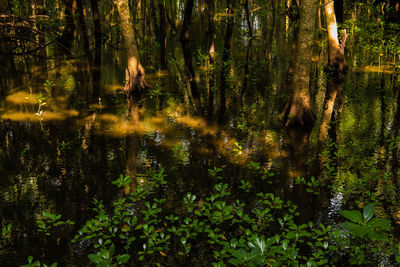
0;49;399;265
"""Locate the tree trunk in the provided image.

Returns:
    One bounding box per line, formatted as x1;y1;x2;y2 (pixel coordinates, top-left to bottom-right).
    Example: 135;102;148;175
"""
76;0;90;56
90;0;102;101
114;0;147;104
158;0;167;69
282;0;319;127
241;0;253;103
180;0;202;113
317;0;348;151
206;0;215;118
325;0;347;73
219;0;235;123
57;0;77;56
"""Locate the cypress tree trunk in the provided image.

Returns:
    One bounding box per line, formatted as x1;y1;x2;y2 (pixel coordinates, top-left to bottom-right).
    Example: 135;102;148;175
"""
206;0;215;118
90;0;102;100
158;0;167;69
114;0;147;106
325;0;347;73
241;0;253;103
180;0;202;113
76;0;90;56
282;0;319;127
219;0;235;123
57;0;77;55
318;0;348;151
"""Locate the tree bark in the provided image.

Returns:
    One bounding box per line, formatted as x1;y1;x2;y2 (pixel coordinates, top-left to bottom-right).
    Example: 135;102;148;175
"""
241;0;253;103
180;0;202;113
283;0;319;127
325;0;347;73
158;0;167;69
57;0;77;56
317;0;348;151
219;0;235;123
114;0;147;104
90;0;102;100
206;0;215;118
76;0;90;56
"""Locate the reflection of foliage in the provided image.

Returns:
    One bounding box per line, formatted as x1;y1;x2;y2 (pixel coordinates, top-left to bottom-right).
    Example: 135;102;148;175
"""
1;223;12;247
58;141;71;153
171;143;190;165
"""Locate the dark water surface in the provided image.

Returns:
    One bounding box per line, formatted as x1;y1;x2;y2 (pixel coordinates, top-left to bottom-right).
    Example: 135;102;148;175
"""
0;49;399;265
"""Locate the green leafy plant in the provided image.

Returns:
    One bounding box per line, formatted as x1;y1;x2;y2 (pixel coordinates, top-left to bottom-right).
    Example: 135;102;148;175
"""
37;212;74;236
340;203;391;241
21;256;57;267
208;166;223;180
35;93;47;119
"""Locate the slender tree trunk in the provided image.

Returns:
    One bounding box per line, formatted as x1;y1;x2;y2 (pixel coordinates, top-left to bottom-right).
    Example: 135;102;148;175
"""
241;0;253;103
32;0;47;59
325;0;347;73
90;0;102;60
180;0;202;113
317;0;348;151
77;0;90;56
90;0;102;101
219;0;235;123
114;0;147;106
57;0;77;55
158;0;167;69
206;0;215;118
282;0;319;127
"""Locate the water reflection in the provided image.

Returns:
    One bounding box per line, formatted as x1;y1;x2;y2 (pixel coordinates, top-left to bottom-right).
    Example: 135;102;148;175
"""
1;49;399;264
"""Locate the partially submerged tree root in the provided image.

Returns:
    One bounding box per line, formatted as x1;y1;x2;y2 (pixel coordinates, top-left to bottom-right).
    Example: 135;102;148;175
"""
123;65;149;101
281;98;316;129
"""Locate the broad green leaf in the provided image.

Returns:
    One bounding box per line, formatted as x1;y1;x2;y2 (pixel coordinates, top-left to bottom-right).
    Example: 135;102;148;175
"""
339;210;364;224
368;231;389;242
368;218;391;231
116;254;130;264
88;254;103;263
231;248;247;259
363;203;375;222
340;221;358;231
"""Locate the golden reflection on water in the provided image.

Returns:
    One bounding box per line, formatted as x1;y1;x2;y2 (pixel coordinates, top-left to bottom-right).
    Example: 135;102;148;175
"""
1;110;79;121
104;84;124;94
6;91;39;105
358;65;394;74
